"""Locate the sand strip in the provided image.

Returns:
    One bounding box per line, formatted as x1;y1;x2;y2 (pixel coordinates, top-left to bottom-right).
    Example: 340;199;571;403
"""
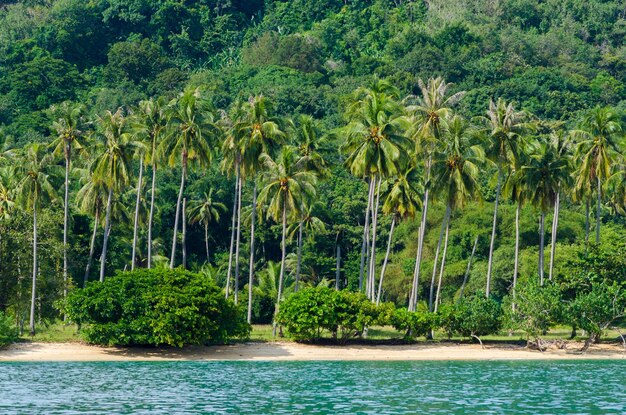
1;341;624;362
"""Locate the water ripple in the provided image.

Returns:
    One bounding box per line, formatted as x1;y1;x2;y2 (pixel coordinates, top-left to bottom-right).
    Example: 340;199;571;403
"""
0;360;624;414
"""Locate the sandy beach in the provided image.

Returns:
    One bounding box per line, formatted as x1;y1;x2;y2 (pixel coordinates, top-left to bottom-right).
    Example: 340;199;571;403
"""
1;341;624;362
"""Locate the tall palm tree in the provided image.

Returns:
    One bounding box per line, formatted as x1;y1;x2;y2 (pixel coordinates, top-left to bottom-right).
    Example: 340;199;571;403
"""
429;115;483;311
546;126;574;281
161;88;218;269
50;101;86;302
188;187;227;263
523;142;569;285
234;96;284;310
482;98;529;297
405;77;465;311
376;167;422;305
16;144;57;335
92;109;141;282
574;107;623;244
503;147;531;310
220;111;242;299
132;97;169;269
75;173;108;286
341;79;411;299
257;147;317;335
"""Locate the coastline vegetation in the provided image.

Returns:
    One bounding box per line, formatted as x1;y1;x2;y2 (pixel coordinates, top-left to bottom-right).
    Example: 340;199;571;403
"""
2;0;626;349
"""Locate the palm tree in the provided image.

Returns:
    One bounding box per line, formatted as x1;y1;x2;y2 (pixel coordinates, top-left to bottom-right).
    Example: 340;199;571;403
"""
523;142;569;285
220;111;242;299
132;97;169;269
161;88;218;269
482;98;529;297
546;126;574;281
50;101;86;303
405;77;465;311
289;201;326;292
429;115;483;311
234;96;284;310
291;115;329;178
92;109;141;282
0;167;15;286
16;144;57;335
376;167;422;305
574;107;623;244
257;147;317;335
188;187;227;263
75;174;108;286
340;79;411;299
503;147;531;310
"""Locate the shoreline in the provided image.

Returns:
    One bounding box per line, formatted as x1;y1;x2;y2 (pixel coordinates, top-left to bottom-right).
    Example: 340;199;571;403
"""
1;341;625;362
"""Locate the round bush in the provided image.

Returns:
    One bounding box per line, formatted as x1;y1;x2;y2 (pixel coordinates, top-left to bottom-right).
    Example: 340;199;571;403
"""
66;268;250;347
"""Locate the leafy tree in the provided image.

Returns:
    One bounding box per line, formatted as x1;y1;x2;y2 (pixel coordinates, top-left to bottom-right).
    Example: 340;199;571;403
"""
66;268;250;347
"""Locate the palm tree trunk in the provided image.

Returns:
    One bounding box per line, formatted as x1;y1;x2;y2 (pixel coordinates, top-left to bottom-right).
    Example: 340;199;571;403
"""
84;206;99;287
295;220;303;292
170;159;186;269
335;239;341;291
429;208;447;312
376;214;396;305
458;235;479;304
549;190;560;281
62;148;70;313
539;211;545;286
182;197;187;269
147;162;157;269
234;172;243;304
273;199;287;337
434;206;451;313
204;223;210;262
131;158;143;270
247;182;257;324
99;188;113;283
512;201;520;311
596;177;601;243
368;176;382;300
410;155;432;311
225;167;239;298
359;178;374;292
486;166;502;297
584;197;589;244
29;201;37;336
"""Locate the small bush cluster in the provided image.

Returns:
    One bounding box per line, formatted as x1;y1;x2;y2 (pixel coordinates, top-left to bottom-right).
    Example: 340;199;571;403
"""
276;287;391;342
66;268;250;347
277;287;504;343
0;311;18;347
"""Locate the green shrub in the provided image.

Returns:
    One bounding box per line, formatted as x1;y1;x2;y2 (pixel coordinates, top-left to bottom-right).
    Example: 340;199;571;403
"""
391;308;437;340
503;279;563;343
0;311;18;347
276;287;390;342
566;281;626;347
66;268;250;347
455;295;502;343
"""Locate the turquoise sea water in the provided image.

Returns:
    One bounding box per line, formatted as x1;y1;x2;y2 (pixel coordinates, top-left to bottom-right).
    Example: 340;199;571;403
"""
0;360;624;414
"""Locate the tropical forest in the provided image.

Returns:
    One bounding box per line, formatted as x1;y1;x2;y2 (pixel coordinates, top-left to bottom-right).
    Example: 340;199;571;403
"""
1;0;626;353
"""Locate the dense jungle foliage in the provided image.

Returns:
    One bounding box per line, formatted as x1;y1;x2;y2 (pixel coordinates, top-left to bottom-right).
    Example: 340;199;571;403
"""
1;0;626;341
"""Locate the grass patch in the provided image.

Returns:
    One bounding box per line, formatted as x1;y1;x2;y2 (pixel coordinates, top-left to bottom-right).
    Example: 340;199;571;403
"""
19;323;83;343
